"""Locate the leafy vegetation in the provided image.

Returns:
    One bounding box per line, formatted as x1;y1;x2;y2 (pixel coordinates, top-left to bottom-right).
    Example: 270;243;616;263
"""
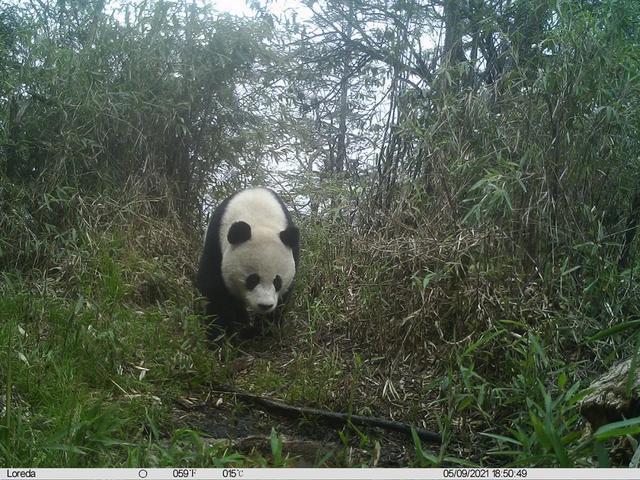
1;0;640;468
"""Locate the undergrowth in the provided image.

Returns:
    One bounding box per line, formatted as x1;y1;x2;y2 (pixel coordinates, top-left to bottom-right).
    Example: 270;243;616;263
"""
3;0;640;470
2;177;640;467
0;180;288;466
283;206;640;467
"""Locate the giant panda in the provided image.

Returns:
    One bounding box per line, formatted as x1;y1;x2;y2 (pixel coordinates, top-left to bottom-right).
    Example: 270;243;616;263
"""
196;187;300;338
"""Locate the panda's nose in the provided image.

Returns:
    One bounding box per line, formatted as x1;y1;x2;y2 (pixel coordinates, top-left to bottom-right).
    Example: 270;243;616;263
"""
258;303;274;311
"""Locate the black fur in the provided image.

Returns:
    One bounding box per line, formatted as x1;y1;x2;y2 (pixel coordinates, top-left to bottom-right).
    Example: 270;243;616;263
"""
196;189;300;339
228;221;251;244
280;226;300;250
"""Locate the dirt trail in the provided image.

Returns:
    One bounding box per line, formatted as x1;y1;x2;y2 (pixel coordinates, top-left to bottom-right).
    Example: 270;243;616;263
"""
173;389;415;466
170;321;435;466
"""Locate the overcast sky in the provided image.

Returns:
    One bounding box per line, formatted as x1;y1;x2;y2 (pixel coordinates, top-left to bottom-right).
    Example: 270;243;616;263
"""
212;0;312;20
212;0;253;16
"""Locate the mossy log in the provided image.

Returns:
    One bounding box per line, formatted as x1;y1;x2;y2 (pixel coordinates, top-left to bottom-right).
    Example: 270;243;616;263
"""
580;359;640;430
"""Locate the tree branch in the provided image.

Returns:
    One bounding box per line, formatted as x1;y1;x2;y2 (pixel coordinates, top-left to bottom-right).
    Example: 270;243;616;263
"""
213;385;442;444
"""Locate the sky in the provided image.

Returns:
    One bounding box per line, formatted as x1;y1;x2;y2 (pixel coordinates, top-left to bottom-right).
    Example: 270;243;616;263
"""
212;0;254;17
212;0;312;20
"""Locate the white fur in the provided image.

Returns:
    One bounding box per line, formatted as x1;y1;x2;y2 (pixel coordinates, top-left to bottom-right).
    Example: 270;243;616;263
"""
220;188;288;237
219;188;295;314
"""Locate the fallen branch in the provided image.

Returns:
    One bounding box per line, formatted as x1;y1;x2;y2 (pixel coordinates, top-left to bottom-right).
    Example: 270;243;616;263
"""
580;358;640;430
212;385;442;445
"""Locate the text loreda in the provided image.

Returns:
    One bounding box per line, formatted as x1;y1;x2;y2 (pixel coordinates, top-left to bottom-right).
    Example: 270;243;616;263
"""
6;470;36;478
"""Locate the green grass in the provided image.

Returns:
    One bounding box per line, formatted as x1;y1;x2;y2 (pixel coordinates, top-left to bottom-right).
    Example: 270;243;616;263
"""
2;180;640;467
0;249;219;466
0;182;272;466
229;219;640;467
3;0;639;468
0;182;405;467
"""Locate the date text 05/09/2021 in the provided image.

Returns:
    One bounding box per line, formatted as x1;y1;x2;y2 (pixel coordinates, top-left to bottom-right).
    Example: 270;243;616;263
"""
443;468;528;478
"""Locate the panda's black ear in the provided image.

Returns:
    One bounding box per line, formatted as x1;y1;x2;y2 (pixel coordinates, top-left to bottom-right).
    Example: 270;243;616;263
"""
228;221;251;245
279;225;299;249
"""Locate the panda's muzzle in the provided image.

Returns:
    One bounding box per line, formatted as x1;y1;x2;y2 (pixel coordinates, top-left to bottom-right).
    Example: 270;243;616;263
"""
258;303;275;312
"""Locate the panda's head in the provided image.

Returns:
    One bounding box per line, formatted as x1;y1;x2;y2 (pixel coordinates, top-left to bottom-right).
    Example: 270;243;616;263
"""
221;220;298;314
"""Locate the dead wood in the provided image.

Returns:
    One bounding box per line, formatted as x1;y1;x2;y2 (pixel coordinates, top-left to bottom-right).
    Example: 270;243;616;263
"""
213;385;442;444
580;358;640;430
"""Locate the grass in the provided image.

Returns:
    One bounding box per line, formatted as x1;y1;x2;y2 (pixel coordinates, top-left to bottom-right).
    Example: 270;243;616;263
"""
0;236;217;465
2;0;639;469
226;215;640;467
1;178;640;467
0;181;274;466
0;180;418;467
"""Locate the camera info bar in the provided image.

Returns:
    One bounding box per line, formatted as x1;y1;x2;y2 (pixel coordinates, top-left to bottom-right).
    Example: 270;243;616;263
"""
3;469;640;479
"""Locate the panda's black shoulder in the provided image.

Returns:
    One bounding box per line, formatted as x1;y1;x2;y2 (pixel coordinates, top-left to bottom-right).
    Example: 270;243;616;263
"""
204;193;235;246
196;193;235;298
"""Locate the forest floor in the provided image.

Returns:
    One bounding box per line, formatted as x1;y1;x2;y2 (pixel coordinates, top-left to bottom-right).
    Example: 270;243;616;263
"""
170;326;434;467
0;186;433;466
3;183;634;467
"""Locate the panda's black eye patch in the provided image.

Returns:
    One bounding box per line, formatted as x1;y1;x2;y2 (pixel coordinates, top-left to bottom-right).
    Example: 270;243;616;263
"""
245;274;260;290
273;275;282;292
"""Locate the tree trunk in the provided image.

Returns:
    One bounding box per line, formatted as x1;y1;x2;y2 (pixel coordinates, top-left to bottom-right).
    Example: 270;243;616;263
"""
335;2;353;174
619;190;640;270
443;0;466;65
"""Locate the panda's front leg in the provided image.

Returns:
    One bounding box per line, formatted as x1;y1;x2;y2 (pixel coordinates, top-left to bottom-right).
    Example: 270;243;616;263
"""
267;304;286;327
206;297;248;340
